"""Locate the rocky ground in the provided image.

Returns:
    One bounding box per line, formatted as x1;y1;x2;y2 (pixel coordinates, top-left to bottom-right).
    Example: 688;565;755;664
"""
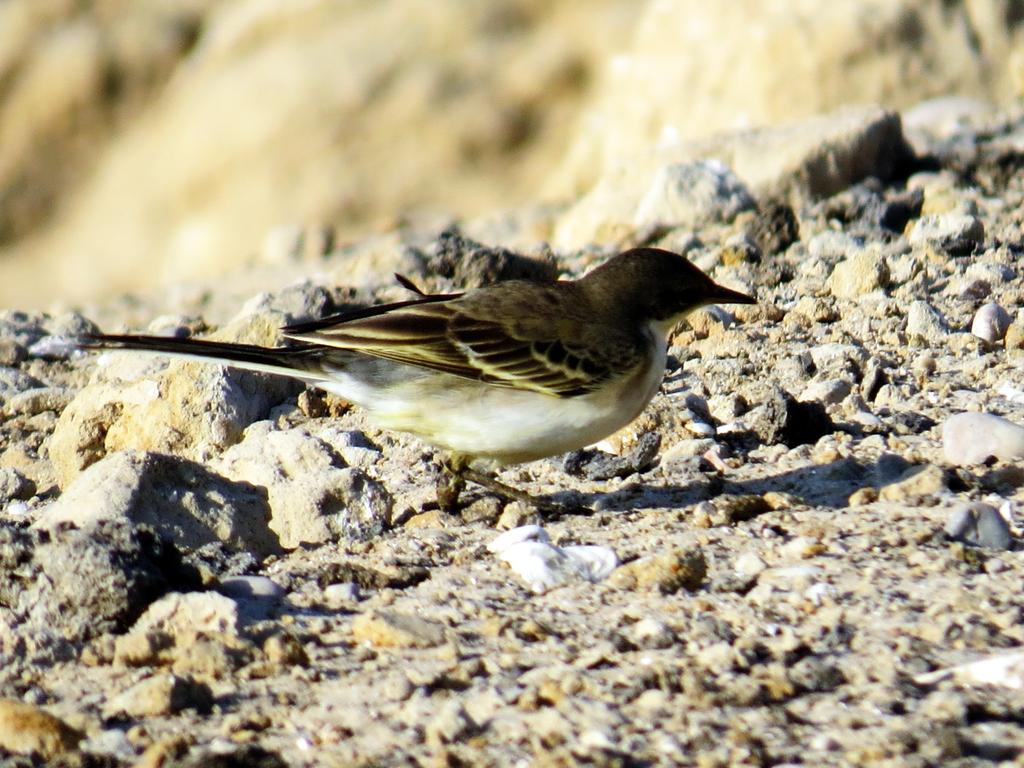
4;103;1024;766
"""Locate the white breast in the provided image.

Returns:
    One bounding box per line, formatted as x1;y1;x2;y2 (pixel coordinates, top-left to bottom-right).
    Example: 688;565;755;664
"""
318;326;668;466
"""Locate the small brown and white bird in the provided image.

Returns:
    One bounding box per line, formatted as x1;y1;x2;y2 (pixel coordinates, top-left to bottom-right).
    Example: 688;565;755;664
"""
86;248;755;511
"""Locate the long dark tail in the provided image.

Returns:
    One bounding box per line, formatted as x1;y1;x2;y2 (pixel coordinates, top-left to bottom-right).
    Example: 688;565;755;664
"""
82;333;330;383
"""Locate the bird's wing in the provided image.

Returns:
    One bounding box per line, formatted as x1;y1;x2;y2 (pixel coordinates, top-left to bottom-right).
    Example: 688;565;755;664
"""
283;292;645;398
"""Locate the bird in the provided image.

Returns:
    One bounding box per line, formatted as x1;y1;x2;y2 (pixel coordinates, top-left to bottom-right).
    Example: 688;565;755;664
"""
84;247;755;513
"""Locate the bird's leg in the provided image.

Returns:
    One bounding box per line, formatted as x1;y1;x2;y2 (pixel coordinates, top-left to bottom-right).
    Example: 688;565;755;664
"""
436;458;467;515
438;454;581;517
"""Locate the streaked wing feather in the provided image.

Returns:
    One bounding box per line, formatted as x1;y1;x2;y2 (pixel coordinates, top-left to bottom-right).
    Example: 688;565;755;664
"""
285;296;643;398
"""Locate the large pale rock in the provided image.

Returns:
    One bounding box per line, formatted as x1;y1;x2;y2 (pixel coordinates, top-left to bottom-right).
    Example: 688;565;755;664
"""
554;107;912;248
943;412;1024;465
549;0;1024;199
49;327;294;487
37;450;281;557
214;425;393;548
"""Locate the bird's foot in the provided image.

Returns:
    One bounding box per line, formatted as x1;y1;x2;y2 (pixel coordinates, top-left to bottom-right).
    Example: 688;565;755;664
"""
460;468;586;517
435;458;589;518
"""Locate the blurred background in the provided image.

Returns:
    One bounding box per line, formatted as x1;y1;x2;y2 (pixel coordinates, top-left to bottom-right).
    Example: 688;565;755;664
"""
1;0;1022;309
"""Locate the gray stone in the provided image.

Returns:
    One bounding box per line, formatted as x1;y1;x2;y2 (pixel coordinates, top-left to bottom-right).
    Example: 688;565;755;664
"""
0;367;43;403
945;502;1013;550
633;160;756;230
909;213;984;255
906;300;948;341
0;519;198;643
3;386;73;417
0;468;34;504
217;575;285;602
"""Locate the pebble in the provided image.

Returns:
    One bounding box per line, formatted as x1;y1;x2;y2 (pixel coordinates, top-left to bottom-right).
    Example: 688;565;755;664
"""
0;366;43;401
970;301;1012;343
607;549;706;594
878;464;949;504
943;412;1024;465
323;582;361;605
909;213;984;254
0;467;35;504
735;552;767;578
0;699;82;759
906;300;948;341
827;249;890;298
944;502;1013;550
562;432;660;480
104;673;213;718
630;617;676;649
749;386;834;448
217;576;286;602
1005;323;1024;356
3;386;73;417
351;610;446;648
799;378;851;406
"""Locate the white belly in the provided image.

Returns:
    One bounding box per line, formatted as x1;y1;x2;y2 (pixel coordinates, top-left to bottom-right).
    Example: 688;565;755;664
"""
319;337;667;465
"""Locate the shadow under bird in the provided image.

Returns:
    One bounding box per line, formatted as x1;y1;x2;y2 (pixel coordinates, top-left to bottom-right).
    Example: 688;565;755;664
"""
84;247;755;512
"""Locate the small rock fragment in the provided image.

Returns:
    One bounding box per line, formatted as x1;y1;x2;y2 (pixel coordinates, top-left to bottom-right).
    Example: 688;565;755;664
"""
944;502;1013;550
608;549;706;594
827;249;890;298
105;673;213;718
491;529;619;593
351;610;446;648
0;467;34;503
909;213;984;254
1005;323;1024;357
37;450;281;558
906;300;948;341
215;428;392;546
0;520;196;644
262;633;310;667
943;412;1024;465
749;387;834;448
216;576;285;602
878;464;949;504
712;494;772;524
563;432;660;480
633;160;756;230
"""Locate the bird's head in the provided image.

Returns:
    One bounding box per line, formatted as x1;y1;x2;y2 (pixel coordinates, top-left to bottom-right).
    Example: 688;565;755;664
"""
581;248;756;330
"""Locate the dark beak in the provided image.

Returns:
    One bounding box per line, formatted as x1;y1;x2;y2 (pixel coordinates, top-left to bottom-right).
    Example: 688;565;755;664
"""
710;283;757;306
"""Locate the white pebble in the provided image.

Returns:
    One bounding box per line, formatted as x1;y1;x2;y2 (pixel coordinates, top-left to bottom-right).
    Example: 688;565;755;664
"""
324;582;361;604
735;551;767;578
971;301;1011;343
487;524;549;554
491;526;619;594
686;420;716;437
942;412;1024;465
